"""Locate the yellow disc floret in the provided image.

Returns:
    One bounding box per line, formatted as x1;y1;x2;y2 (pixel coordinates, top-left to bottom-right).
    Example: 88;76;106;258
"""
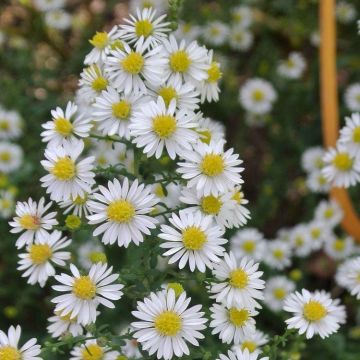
54;117;73;136
0;346;21;360
158;87;178;107
81;343;104;360
182;226;207;250
200;153;224;177
154;311;182;336
228;308;249;326
112;100;131;120
252;90;265;102
333;239;345;252
19;214;40;230
91;77;108;92
107;200;135;223
352;127;360;143
229;269;248;289
89;32;108;49
152;115;177;138
88;251;107;264
303;300;327;322
170;50;191;73
332;152;353;171
207;62;222;83
135;20;154;38
121;52;145;74
167;283;184;297
241;341;257;353
200;195;222;215
273;287;286;300
52;157;76;181
242;240;255;253
72;276;96;300
29;244;52;264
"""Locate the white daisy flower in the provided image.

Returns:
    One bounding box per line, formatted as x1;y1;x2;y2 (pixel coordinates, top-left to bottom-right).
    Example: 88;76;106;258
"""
44;10;72;30
0;142;23;174
41;101;92;146
339;113;360;157
301;147;326;173
161;34;209;85
87;178;158;247
264;240;292;270
322;144;360;187
0;108;23;140
314;199;343;228
177;140;244;196
202;21;229;47
336;1;357;24
239;78;277;115
344;83;360;112
120;327;142;359
307;220;332;250
289;224;312;257
335;257;360;299
70;338;120;360
148;76;200;111
0;190;15;219
120;7;170;47
17;230;71;287
264;276;296;312
89;140;119;168
198;50;222;103
229;27;254;52
310;31;320;47
159;210;227;272
77;239;107;270
85;26;120;65
78;64;112;104
277;52;306;79
130;97;199;159
174;22;202;42
230;228;266;262
217;348;268;360
33;0;65;11
179;187;238;229
58;187;96;218
196;116;225;144
232;330;268;355
210;303;257;344
283;289;346;339
105;37;167;94
40;139;96;202
231;6;253;28
52;263;124;325
209;252;265;309
131;288;207;360
306;170;330;193
129;0;168;14
93;86;146;139
0;325;41;360
225;185;251;229
151;178;182;210
47;311;84;338
324;234;355;261
9;197;58;249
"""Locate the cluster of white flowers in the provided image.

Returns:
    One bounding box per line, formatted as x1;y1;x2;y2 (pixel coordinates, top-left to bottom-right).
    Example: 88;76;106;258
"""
32;0;71;30
0;105;23;218
277;52;307;80
336;1;357;24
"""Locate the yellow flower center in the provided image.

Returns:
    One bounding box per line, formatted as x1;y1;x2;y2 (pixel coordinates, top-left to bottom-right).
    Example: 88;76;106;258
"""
295;236;304;247
110;39;124;51
273;287;286;300
73;194;88;205
54;117;73;136
121;52;145;74
311;228;321;239
201;195;222;215
81;344;104;360
154;311;182;336
107;200;135;223
352;127;360;143
170;50;191;73
252;90;265;102
142;0;154;8
200;153;224;177
229;269;248;289
91;77;108;92
242;240;255;253
315;158;324;169
197;129;212;144
0;120;9;130
303;300;327;322
207;62;222;83
72;276;96;300
65;214;81;230
158;86;178;107
89;32;109;49
152;115;177;138
318;174;327;185
333;239;345;252
19;214;41;230
0;151;11;162
232;190;243;204
52;157;76;181
29;244;52;264
135;19;154;38
112;100;131;120
273;249;284;259
88;251;107;264
167;283;184;297
324;208;334;218
0;346;21;360
332;152;353;171
228;307;249;326
182;226;207;250
154;184;165;198
56;310;77;323
241;341;257;353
